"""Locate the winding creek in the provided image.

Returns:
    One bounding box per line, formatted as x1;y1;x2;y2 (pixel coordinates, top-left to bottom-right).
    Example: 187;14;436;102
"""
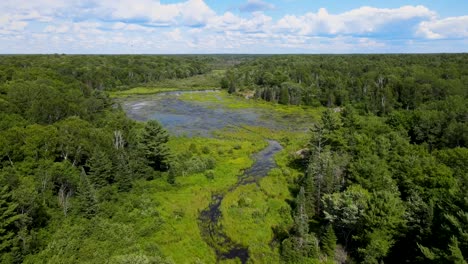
120;91;290;263
198;140;283;263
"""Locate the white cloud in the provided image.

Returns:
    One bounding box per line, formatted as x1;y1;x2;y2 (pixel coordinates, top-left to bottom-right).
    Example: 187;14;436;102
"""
0;0;66;22
95;0;215;26
0;1;466;53
101;0;180;23
165;28;183;41
0;15;28;34
276;5;435;35
417;16;468;39
208;11;273;33
179;0;215;26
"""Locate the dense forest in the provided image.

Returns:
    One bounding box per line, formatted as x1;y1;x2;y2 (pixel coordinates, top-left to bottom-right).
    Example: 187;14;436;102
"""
0;54;467;263
221;55;467;263
0;55;197;263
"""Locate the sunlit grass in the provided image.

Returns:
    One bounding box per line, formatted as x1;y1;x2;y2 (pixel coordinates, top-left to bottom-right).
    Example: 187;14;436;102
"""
178;90;324;122
134;136;263;263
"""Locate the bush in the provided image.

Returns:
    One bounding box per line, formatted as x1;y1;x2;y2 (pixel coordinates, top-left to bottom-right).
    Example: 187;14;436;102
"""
201;146;210;154
205;170;215;180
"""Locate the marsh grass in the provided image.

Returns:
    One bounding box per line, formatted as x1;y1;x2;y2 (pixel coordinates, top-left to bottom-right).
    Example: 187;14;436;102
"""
107;127;309;263
101;89;317;263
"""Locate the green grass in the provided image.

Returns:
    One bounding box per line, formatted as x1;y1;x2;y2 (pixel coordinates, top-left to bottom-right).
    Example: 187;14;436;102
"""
177;90;324;122
109;87;180;97
140;137;265;263
129;128;307;263
218;129;308;263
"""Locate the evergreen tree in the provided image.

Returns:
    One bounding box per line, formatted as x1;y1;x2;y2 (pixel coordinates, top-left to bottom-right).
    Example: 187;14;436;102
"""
86;150;113;188
448;237;467;264
140;120;171;171
77;169;99;218
0;186;21;255
114;151;133;192
322;225;337;258
295;186;309;237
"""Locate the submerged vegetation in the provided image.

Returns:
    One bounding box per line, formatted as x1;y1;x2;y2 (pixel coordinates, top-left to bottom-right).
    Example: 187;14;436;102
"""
0;54;467;263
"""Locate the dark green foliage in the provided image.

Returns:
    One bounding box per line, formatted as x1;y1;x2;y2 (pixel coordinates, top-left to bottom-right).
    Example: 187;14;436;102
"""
295;187;309;236
321;225;337;258
281;234;320;263
0;186;21;254
201;146;210;154
0;55;212;92
139;120;171;171
86;150;113;188
286;102;467;263
114;152;134;192
0;55;180;262
1;54;467;263
224;54;467;107
281;187;321;263
76;170;99;218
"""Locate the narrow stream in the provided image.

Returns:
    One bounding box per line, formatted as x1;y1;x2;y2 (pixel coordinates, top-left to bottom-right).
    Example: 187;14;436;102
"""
198;140;283;263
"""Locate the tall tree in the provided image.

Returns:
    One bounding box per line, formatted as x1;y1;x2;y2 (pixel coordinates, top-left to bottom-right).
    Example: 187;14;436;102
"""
76;169;98;218
0;185;21;259
139;120;171;171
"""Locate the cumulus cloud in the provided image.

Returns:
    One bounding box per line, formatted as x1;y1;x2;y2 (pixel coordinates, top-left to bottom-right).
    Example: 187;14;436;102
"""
0;15;28;35
165;28;183;41
276;5;435;36
0;1;466;53
95;0;215;26
417;16;468;39
239;0;275;13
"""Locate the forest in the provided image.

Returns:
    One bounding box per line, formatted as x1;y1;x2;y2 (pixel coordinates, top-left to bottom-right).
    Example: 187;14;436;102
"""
0;54;467;264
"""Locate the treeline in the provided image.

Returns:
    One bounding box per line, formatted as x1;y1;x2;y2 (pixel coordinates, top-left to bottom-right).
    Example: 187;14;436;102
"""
222;54;467;110
281;108;467;263
0;55;213;91
222;54;468;149
241;55;468;263
0;56;176;263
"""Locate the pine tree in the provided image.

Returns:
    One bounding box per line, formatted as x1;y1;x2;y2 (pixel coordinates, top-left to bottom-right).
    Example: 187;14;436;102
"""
303;168;316;219
295;186;309;237
448;237;466;264
0;186;20;253
86;150;113;188
114;151;133;192
140;120;171;171
77;169;99;218
322;225;337;258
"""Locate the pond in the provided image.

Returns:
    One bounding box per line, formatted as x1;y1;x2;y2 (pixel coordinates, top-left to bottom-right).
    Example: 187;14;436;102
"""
120;90;309;137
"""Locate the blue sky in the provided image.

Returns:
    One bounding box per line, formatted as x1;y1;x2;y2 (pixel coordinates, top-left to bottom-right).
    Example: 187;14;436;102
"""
0;0;467;53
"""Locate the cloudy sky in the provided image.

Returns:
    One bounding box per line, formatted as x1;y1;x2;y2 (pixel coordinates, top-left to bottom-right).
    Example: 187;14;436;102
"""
1;0;467;53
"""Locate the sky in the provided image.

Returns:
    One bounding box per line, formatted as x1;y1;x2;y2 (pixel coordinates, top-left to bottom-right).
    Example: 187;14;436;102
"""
0;0;467;54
